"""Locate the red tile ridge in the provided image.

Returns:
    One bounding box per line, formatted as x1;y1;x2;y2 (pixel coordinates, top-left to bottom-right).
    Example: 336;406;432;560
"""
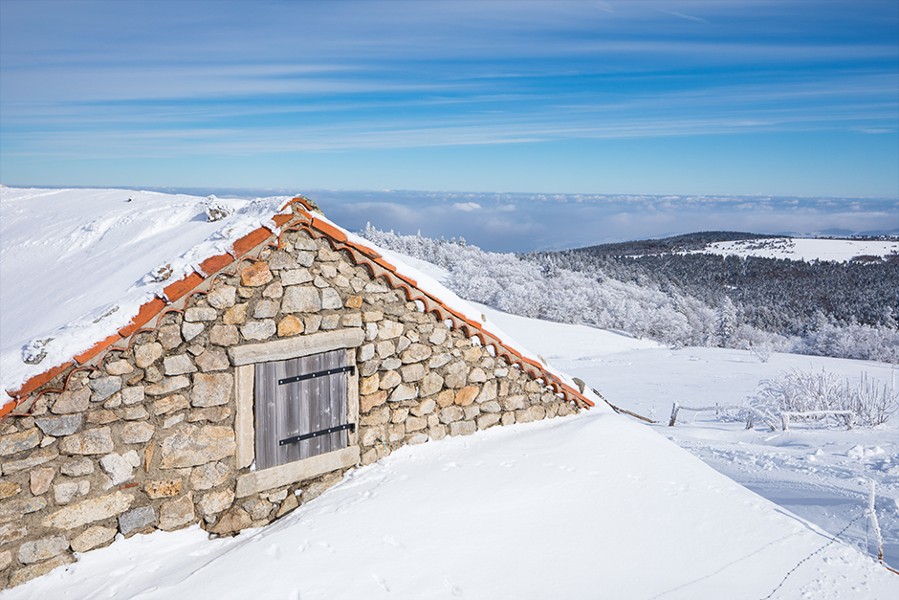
272;213;293;227
347;252;593;408
561;383;595;408
344;239;381;259
281;195;316;212
391;271;418;289
0;398;19;419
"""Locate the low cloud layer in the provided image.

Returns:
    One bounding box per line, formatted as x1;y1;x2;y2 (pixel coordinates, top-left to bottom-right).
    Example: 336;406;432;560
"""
248;189;897;252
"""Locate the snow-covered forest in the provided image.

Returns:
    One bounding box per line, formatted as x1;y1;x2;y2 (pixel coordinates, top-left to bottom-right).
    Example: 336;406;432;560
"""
361;225;899;363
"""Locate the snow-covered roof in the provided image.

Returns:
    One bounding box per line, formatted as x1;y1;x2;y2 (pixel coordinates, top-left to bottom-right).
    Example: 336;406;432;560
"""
0;188;593;417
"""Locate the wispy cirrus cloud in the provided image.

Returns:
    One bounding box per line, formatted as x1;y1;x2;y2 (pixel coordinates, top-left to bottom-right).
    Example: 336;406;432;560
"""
1;0;896;196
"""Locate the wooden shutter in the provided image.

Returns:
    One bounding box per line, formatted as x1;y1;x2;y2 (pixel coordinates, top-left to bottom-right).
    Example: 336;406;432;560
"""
254;349;349;470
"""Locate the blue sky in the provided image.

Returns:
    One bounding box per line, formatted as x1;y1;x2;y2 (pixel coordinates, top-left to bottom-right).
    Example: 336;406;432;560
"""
1;1;898;225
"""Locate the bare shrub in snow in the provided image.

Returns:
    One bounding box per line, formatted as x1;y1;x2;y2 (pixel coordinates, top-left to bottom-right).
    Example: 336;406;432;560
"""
852;373;899;427
749;342;772;363
205;195;234;222
22;337;51;365
748;369;897;428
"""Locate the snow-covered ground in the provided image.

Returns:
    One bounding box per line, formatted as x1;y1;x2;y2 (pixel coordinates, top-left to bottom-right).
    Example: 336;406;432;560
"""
695;237;898;262
5;306;897;599
482;305;899;568
2;188;897;597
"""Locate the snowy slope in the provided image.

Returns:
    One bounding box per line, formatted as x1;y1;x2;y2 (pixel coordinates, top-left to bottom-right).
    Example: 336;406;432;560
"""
0;187;291;395
695;237;898;262
4;406;897;599
482;305;899;566
410;256;899;568
1;188;896;598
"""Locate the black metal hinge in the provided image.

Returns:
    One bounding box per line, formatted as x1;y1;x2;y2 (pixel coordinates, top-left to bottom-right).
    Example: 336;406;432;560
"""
278;365;355;386
279;423;356;446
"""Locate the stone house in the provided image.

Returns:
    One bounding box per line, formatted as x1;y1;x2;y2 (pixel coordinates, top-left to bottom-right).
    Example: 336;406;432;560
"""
0;197;593;588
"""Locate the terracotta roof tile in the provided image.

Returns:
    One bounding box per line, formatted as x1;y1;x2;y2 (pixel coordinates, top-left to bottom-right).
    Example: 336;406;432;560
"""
394;272;418;289
73;333;122;365
281;195;316;212
373;256;397;273
232;226;274;257
163;271;206;302
117;297;168;338
272;213;293;227
347;241;381;259
198;252;236;277
7;361;74;402
309;218;348;243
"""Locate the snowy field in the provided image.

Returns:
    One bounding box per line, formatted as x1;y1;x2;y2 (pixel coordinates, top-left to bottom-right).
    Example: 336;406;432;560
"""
695;237;898;263
2;188;897;597
481;305;899;568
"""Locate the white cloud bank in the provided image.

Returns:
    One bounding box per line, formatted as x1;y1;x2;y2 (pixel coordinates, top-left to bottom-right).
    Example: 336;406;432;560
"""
289;190;899;252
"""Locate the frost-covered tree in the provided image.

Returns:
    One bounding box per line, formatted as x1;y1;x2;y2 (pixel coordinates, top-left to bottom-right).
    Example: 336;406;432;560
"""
716;296;738;347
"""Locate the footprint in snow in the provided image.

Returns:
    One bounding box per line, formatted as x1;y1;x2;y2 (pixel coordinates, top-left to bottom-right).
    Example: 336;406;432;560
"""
443;578;463;596
109;565;135;577
266;543;281;559
372;573;390;592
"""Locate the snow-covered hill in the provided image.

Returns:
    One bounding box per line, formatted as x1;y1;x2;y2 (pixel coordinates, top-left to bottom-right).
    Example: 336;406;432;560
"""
0;187;291;395
1;188;896;598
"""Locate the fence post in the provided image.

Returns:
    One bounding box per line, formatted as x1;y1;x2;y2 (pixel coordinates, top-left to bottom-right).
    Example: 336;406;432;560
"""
668;403;680;427
868;479;885;563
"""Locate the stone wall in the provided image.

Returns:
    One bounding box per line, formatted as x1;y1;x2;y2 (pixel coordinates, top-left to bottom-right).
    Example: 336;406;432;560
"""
0;227;579;589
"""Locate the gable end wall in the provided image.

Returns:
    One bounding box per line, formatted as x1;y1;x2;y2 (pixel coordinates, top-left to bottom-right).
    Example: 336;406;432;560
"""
0;226;580;589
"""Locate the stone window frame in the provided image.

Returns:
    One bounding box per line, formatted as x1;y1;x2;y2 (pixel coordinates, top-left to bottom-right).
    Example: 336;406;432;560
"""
230;329;364;498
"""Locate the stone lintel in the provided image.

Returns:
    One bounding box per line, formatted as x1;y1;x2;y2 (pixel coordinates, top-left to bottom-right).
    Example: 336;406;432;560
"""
228;329;364;366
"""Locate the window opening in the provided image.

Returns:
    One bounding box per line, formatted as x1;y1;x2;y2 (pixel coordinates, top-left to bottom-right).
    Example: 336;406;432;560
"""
254;348;352;470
